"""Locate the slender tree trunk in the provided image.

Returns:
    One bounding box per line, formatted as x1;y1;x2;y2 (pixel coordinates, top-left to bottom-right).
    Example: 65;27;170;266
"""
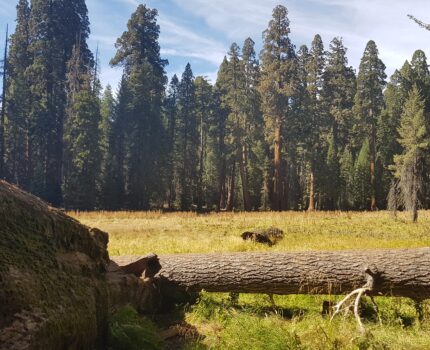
0;26;8;180
370;109;377;211
217;128;226;211
239;144;251;211
273;122;282;211
226;161;236;211
308;159;316;211
197;114;204;212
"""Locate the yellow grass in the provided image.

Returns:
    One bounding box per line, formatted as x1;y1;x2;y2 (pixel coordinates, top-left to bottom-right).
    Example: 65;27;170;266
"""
71;211;430;257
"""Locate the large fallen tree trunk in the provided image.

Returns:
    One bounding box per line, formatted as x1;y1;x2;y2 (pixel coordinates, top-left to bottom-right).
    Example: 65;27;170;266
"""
114;248;430;301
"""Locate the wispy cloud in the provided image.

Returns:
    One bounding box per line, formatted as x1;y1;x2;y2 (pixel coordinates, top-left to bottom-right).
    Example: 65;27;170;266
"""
171;0;430;76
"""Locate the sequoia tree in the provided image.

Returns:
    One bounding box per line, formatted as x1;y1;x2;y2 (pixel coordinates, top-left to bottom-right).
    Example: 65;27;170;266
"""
260;5;296;211
111;4;168;210
353;41;386;210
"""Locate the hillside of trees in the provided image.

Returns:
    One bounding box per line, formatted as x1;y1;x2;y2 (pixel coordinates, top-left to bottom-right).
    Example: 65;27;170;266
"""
0;1;429;213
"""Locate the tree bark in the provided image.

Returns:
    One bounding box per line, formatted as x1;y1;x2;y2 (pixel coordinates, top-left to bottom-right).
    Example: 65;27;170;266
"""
114;248;430;301
370;109;377;211
273;123;282;211
239;144;251;211
308;159;316;211
226;161;236;211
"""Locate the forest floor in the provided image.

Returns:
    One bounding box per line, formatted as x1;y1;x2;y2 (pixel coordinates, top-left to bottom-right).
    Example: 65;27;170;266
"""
73;211;430;350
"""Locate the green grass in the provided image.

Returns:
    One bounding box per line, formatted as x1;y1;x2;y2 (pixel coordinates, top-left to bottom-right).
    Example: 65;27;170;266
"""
72;211;430;349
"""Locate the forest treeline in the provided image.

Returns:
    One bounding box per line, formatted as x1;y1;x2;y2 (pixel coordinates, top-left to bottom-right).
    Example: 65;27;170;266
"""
0;1;429;213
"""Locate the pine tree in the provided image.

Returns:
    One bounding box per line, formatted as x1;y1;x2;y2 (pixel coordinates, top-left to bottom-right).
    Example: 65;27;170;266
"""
104;75;129;210
304;34;326;211
111;4;167;210
24;0;93;205
353;40;386;210
4;0;32;187
165;75;179;209
212;58;230;210
98;84;116;208
174;63;197;210
63;44;101;210
323;37;356;150
194;76;213;211
223;43;247;211
392;86;429;222
0;24;9;180
242;38;264;210
260;5;296;211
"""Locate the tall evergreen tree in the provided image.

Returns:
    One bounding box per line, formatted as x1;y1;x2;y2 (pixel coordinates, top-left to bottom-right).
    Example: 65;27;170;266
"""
165;75;179;209
391;86;429;222
63;44;101;210
0;24;9;180
4;1;32;187
304;34;326;211
111;4;167;210
212;58;230;210
98;84;116;208
353;40;386;210
174;63;197;210
242;38;264;210
260;5;296;211
194;76;214;211
323;37;356;150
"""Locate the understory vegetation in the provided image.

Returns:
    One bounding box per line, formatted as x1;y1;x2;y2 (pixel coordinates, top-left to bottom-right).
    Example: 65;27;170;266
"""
74;211;430;349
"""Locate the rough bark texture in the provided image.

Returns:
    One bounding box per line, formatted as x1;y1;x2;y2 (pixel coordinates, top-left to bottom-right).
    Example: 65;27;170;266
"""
0;181;153;350
114;249;430;301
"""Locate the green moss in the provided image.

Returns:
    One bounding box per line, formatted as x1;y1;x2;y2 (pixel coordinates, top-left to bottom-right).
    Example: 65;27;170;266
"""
0;184;110;349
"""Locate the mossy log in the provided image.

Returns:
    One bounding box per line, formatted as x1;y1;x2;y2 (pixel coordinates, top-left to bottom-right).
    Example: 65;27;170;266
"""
0;181;154;350
114;249;430;301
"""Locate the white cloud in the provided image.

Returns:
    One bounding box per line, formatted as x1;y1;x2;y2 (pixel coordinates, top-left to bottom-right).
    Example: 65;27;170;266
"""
158;16;226;66
170;0;430;77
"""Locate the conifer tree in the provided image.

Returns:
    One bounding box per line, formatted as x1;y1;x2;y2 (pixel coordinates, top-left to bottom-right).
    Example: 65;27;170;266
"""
353;40;386;210
0;24;9;180
174;63;197;210
194;76;213;211
392;86;429;222
111;4;167;210
5;0;32;187
223;43;247;210
212;58;230;210
323;37;356;150
165;75;179;209
304;34;326;211
63;44;101;210
260;5;296;211
98;84;116;208
242;38;264;210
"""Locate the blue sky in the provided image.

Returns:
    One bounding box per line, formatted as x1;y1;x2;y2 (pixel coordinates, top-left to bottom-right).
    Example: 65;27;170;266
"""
1;0;430;90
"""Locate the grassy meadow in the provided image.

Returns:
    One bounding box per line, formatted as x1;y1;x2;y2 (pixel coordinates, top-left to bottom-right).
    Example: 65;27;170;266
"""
72;211;430;349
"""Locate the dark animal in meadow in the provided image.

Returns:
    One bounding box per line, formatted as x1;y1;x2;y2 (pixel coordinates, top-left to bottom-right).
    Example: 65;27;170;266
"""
241;227;284;247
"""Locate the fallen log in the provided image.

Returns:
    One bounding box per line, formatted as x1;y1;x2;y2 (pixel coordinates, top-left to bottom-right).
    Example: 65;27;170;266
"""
114;248;430;301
